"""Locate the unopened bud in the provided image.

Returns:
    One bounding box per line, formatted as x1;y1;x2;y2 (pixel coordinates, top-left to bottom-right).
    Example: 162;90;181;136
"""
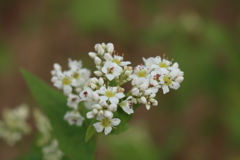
86;112;94;119
140;96;147;104
139;84;148;91
175;77;184;83
94;71;103;76
104;110;113;119
98;77;104;86
149;93;156;99
92;92;99;101
94;57;102;65
98;48;104;55
132;88;139;96
104;53;112;60
92;109;98;115
106;43;114;53
144;89;152;96
94;44;101;51
92;104;102;110
131;77;139;86
88;52;97;59
108;104;117;112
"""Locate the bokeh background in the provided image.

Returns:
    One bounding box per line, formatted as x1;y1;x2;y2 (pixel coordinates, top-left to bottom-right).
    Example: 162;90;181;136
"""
1;0;240;160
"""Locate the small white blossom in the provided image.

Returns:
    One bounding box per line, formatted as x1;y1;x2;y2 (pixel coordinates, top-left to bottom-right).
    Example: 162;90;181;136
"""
152;56;172;68
68;58;82;71
67;94;81;109
130;65;152;83
101;61;123;81
93;115;121;135
64;110;84;126
119;96;134;115
97;86;125;104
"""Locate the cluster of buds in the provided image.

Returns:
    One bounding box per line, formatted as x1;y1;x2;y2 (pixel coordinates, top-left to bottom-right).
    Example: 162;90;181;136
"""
51;42;184;135
0;104;31;145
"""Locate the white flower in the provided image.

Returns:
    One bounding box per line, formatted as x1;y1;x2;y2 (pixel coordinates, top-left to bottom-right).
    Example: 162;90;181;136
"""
93;115;121;135
42;139;63;160
68;58;82;71
159;68;181;94
97;86;125;104
64;110;84;126
104;53;131;67
53;71;76;95
51;63;62;76
143;57;155;67
119;96;134;115
79;87;99;101
101;61;123;81
152;56;172;68
67;94;81;109
130;65;152;83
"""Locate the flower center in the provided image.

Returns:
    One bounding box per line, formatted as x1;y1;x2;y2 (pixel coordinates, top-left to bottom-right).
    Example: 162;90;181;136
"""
73;72;80;79
163;76;172;86
62;77;72;85
101;118;112;127
159;62;167;68
137;70;147;77
108;67;114;74
105;90;115;98
112;59;121;65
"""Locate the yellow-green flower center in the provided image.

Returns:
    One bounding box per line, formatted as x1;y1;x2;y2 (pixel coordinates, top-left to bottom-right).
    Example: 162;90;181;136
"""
137;70;147;77
159;62;167;68
163;76;172;86
105;90;115;98
101;118;112;127
73;72;80;79
62;77;72;85
112;59;121;65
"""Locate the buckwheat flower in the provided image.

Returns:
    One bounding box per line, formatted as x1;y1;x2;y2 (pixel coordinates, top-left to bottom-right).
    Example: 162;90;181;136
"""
130;65;152;83
143;57;155;67
67;94;81;109
104;53;131;67
152;56;172;68
79;87;99;101
159;68;181;94
93;115;121;135
119;96;134;115
64;110;84;126
101;61;123;81
53;71;76;95
97;86;125;104
42;139;63;160
71;68;91;87
51;63;62;76
68;58;82;70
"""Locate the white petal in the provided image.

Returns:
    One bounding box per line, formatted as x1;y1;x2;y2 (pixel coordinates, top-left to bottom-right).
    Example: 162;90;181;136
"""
109;97;119;104
86;111;95;119
111;118;121;126
162;85;169;94
122;106;134;115
93;122;104;133
175;77;184;83
170;81;180;90
101;66;107;74
54;80;62;89
106;74;115;81
120;61;131;66
63;85;72;95
149;87;159;94
104;126;112;135
116;93;125;99
100;96;108;101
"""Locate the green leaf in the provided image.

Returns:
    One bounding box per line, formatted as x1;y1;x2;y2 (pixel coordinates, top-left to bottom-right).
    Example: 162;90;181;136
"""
21;69;96;160
112;104;140;134
85;119;97;142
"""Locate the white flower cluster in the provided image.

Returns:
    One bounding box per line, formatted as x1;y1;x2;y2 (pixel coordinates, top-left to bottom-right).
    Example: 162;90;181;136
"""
34;109;64;160
51;59;90;127
51;42;184;135
0;104;31;145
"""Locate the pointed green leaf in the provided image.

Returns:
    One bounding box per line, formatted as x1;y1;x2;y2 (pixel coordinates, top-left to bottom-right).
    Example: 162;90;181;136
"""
85;119;97;142
21;69;96;160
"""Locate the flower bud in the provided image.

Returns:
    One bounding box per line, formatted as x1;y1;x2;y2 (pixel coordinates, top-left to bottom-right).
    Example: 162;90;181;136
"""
101;43;106;49
106;43;114;53
140;96;147;104
125;70;132;76
108;104;117;112
131;77;139;86
97;48;104;55
90;83;97;89
175;77;184;83
152;100;158;106
92;92;99;101
86;111;94;119
94;71;103;76
88;52;97;59
149;93;156;99
139;84;147;91
92;104;102;110
92;109;98;115
144;89;152;96
146;104;151;110
172;62;179;68
51;76;58;82
98;110;104;116
104;110;113;119
104;53;112;60
98;77;104;86
179;71;184;77
94;57;102;65
94;44;101;51
132;98;137;104
132;88;139;96
90;77;98;83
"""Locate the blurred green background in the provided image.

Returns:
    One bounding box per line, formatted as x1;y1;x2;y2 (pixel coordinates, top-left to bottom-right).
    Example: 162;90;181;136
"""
0;0;240;160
